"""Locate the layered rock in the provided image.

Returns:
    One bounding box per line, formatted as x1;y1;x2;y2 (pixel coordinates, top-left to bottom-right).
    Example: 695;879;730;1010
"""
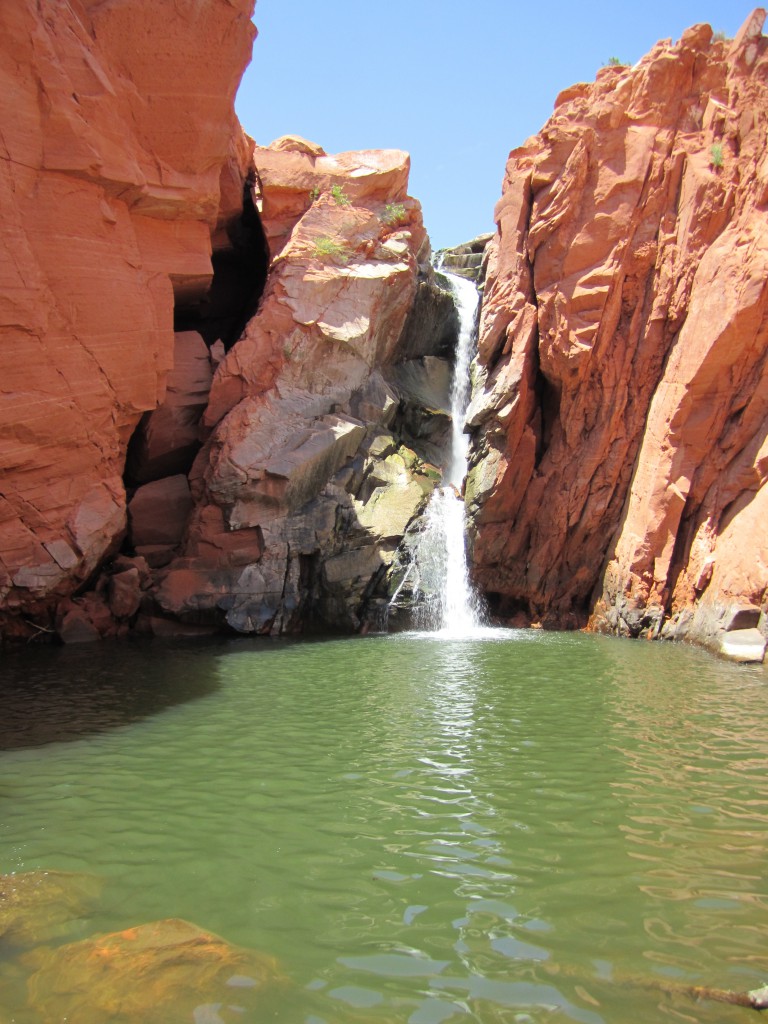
0;0;256;636
467;11;768;655
437;233;494;283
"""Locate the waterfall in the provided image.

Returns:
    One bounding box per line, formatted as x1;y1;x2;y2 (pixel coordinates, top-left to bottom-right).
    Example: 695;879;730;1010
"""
410;270;485;635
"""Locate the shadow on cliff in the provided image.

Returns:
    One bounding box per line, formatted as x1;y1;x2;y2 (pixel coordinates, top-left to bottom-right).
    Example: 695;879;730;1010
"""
175;177;270;352
0;638;227;750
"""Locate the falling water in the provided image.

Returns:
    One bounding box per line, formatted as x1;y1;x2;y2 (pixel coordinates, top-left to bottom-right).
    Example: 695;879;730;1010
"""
411;270;485;635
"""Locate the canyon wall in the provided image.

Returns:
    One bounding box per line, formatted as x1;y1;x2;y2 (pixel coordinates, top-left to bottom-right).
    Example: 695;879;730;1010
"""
4;1;766;655
0;1;455;640
0;0;256;636
467;11;768;655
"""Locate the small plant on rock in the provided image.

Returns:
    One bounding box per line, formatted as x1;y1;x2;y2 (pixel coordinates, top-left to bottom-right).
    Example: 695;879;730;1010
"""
309;186;321;202
382;202;407;226
330;184;351;206
605;56;624;66
312;236;351;262
710;141;724;169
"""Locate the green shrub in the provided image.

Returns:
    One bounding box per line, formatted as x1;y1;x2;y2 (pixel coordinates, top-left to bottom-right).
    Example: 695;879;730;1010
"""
712;30;728;42
309;186;320;202
382;202;407;226
710;142;724;168
606;56;624;66
312;236;350;262
330;184;351;206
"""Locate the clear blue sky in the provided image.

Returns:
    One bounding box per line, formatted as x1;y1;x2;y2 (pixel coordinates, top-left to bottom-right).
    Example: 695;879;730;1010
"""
235;1;743;251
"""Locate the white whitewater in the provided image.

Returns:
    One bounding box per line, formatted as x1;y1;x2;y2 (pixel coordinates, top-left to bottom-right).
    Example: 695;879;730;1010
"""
413;270;485;636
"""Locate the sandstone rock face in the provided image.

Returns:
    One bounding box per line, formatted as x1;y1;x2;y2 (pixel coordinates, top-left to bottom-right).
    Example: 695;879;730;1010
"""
467;12;768;652
153;144;451;635
0;0;255;636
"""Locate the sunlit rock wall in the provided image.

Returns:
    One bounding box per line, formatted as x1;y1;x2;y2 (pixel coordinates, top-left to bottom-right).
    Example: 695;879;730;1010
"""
467;11;768;654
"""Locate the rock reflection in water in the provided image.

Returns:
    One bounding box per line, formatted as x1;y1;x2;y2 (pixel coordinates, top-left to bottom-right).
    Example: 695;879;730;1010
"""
0;640;221;749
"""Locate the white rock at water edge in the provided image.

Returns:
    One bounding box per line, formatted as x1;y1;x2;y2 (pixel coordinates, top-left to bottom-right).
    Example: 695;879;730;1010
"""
720;627;767;663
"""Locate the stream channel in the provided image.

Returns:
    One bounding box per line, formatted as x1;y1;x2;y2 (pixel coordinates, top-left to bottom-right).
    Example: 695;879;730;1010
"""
1;632;767;1023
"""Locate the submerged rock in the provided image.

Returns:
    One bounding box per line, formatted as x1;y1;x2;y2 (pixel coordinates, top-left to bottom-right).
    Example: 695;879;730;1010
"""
0;870;103;949
27;918;285;1024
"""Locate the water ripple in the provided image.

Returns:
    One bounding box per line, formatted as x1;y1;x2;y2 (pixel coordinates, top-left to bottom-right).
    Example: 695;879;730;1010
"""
0;633;766;1023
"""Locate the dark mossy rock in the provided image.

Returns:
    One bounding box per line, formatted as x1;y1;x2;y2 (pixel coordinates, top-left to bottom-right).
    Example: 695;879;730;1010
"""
396;271;458;360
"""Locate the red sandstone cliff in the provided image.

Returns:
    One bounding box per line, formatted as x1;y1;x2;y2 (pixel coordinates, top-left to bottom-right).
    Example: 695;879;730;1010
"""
0;1;453;641
467;11;768;656
0;0;255;635
5;2;765;656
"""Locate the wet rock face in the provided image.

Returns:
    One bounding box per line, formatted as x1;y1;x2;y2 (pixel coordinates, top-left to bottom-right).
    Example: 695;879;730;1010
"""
0;0;256;636
467;12;768;650
437;233;494;284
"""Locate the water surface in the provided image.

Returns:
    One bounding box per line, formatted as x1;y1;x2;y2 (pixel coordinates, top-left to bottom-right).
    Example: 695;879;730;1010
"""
1;631;767;1022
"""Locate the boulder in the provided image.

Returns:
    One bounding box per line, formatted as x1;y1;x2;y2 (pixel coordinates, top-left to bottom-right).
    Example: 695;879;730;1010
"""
128;331;213;483
57;606;102;644
355;479;428;541
56;591;118;643
723;604;763;632
153;142;444;635
128;476;193;549
107;568;143;619
720;628;767;663
27;919;285;1024
253;140;412;256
